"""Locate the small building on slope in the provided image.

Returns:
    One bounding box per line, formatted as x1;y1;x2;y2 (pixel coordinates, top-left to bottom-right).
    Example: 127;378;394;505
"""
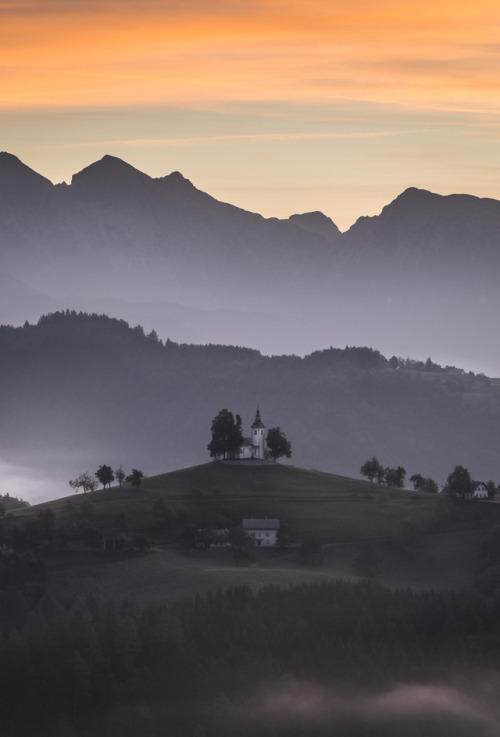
243;518;280;547
465;481;489;500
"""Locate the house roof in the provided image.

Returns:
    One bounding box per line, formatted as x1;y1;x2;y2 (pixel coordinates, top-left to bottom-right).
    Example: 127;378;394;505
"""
243;518;280;530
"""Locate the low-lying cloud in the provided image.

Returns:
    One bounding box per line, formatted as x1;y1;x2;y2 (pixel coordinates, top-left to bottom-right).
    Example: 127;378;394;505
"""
209;676;500;736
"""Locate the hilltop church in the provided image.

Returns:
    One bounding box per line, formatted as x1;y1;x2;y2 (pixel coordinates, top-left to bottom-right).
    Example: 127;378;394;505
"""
237;408;266;460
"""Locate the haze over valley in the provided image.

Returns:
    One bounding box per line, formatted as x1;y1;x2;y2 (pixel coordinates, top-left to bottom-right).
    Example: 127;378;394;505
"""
1;311;499;505
1;151;499;375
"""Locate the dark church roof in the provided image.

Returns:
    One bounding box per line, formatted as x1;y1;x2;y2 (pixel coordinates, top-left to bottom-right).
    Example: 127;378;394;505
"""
251;407;265;429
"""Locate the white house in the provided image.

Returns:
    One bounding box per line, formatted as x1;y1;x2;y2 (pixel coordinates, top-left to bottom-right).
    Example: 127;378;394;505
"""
243;518;280;547
237;408;266;460
465;481;489;500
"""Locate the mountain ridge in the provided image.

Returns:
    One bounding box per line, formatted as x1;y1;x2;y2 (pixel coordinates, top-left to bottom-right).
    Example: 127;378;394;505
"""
1;152;500;373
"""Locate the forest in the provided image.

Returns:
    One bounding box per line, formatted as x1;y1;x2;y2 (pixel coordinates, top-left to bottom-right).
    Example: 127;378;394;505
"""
2;559;500;737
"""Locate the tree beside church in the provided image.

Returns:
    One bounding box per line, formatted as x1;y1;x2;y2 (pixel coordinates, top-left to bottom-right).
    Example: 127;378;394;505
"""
266;426;292;462
208;408;291;462
207;409;244;460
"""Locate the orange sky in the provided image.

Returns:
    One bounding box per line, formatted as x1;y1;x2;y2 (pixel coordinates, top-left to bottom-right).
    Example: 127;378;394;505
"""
1;0;499;226
2;0;499;109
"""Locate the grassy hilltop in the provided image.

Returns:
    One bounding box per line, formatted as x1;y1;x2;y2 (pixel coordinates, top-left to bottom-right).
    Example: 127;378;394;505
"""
18;460;443;542
10;461;500;604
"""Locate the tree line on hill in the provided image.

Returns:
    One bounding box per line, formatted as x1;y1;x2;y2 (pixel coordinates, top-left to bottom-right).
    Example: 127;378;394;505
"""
2;310;500;491
360;456;438;491
68;466;145;493
360;456;498;498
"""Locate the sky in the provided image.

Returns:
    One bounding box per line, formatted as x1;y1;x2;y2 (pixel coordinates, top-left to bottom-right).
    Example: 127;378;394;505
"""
1;0;500;230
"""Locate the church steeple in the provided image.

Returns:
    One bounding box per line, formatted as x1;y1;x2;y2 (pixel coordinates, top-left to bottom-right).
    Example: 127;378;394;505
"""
251;407;265;458
251;407;265;429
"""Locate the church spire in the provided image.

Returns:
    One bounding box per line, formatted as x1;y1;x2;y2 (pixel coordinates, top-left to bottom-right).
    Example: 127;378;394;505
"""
251;407;266;459
251;407;265;429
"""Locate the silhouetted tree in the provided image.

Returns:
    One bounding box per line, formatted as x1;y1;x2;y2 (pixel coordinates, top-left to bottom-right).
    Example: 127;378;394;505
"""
410;473;424;490
115;466;126;488
126;469;144;488
384;466;406;488
207;409;244;460
266;426;292;461
95;465;114;489
444;465;472;501
410;473;439;493
486;480;497;499
360;456;384;483
69;473;98;494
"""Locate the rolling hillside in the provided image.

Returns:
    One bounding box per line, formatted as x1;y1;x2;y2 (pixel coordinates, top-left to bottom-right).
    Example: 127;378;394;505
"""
8;461;500;605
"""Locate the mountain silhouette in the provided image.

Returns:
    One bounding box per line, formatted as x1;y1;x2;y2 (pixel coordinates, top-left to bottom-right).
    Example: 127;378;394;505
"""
1;153;499;372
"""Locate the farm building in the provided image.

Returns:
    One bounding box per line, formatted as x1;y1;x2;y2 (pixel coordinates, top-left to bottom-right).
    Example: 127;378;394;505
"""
243;518;280;547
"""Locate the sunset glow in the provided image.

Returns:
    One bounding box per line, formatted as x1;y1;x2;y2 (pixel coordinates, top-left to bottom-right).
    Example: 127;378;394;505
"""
1;0;499;227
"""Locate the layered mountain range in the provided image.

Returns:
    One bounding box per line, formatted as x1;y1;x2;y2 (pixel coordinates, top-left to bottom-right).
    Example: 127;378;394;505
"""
1;151;499;371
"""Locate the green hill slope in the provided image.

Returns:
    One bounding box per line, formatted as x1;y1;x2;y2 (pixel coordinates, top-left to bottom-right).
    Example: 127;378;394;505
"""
10;462;500;605
20;461;443;541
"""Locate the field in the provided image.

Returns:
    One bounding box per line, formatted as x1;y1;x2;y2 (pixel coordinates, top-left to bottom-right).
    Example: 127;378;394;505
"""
8;461;496;605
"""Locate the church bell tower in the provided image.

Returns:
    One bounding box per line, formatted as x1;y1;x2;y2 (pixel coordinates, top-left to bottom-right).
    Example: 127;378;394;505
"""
251;407;265;459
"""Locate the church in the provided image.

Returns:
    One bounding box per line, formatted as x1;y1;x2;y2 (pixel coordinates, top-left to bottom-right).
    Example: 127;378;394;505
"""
237;408;266;460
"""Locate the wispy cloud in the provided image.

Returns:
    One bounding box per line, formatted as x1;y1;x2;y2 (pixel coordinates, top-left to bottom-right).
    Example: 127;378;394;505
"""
47;129;434;150
1;0;499;112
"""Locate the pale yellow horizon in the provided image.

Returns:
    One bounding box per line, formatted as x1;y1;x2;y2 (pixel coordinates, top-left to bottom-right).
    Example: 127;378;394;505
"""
1;0;499;228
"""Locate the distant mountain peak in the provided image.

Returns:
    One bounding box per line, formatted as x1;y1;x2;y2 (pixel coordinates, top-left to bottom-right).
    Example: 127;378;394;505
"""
288;211;340;238
0;151;53;196
392;187;438;203
71;155;151;184
70;154;154;201
158;170;196;191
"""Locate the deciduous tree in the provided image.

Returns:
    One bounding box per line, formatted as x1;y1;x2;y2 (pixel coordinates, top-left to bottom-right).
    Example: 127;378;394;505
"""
95;465;114;489
115;466;126;488
207;409;244;460
384;466;406;488
266;426;292;462
69;473;98;494
126;469;144;488
360;456;384;483
410;473;439;493
444;465;472;501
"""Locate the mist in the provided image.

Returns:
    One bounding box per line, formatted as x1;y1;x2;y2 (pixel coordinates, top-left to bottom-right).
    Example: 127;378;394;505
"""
2;152;500;378
0;458;59;506
209;676;500;736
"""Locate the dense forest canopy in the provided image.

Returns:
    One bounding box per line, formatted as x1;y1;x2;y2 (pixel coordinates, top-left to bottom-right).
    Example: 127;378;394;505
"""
2;573;500;737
